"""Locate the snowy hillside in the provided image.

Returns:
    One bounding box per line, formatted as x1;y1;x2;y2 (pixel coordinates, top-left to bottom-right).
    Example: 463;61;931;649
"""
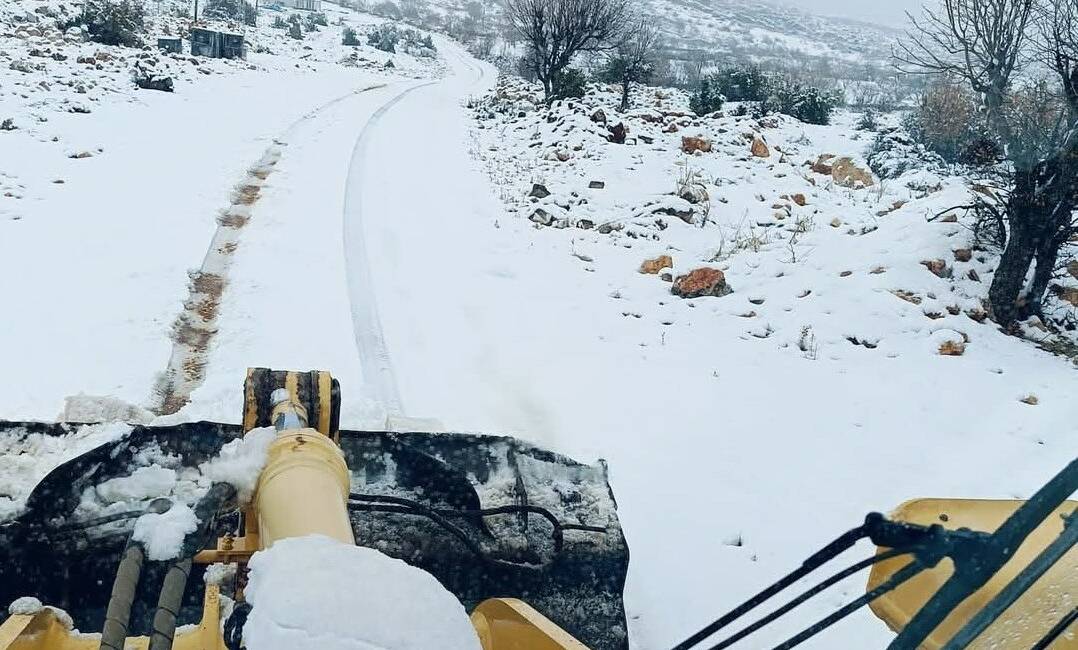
0;0;1075;649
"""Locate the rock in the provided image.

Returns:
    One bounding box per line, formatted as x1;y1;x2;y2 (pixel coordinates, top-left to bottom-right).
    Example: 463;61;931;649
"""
68;151;93;159
968;269;981;282
590;108;606;124
672;268;732;299
938;340;966;356
681;136;712;154
640;255;673;275
832;157;875;188
588;181;605;189
639;135;654;144
953;248;972;262
607;122;627;144
1020;395;1039;406
922;259;950;278
1056;286;1078;307
678;183;709;205
528;183;550;199
791;193;807;206
664;123;679;133
529;208;553;226
750;136;770;158
77;55;96;65
1068;260;1078;280
811;154;835;175
830;218;842;228
654;200;695;224
576;219;594;229
660;272;673;282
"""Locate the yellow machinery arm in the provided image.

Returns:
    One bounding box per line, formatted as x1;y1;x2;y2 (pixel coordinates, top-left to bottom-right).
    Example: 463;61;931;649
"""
0;369;588;650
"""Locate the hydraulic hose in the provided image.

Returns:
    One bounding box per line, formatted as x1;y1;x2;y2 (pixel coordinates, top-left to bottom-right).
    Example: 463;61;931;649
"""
148;482;238;650
99;542;145;650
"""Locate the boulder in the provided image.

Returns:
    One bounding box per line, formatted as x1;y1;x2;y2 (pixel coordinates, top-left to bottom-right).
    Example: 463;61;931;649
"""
922;259;950;278
678;183;709;205
654;198;695;224
953;249;973;263
938;340;966;356
672;268;732;299
791;193;807;206
590;108;607;124
607;122;627;144
588;180;605;189
750;136;770;158
529;183;550;199
1055;286;1078;307
810;154;835;175
1068;260;1078;280
529;208;554;226
640;255;673;275
831;157;875;188
681;136;712;154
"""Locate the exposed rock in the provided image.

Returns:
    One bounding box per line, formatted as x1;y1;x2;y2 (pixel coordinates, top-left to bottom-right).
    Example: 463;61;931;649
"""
830;218;842;228
966;308;988;322
678;183;709;205
790;193;807;206
640;255;673;275
681;136;712;154
968;269;981;282
576;219;594;230
938;340;966;356
939;213;958;223
811;154;835;175
529;207;553;226
1020;395;1039;406
672;267;732;299
607;122;627;144
922;259;950;278
750;136;770;158
639;135;654;144
654;200;695;224
660;272;673;282
832;157;875;188
1054;285;1078;307
1068;260;1078;280
953;248;972;263
590;108;606;124
588;181;605;189
528;183;550;199
68;151;93;159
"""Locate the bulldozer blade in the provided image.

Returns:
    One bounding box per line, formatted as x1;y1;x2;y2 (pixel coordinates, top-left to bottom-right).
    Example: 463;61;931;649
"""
0;420;630;650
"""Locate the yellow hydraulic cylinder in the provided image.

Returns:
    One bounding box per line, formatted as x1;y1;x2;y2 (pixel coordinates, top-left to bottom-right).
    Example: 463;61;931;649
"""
255;428;355;548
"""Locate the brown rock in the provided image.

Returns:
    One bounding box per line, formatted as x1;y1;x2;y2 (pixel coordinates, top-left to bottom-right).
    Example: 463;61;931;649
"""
1068;260;1078;280
672;267;733;299
641;255;673;275
966;308;988;322
681;136;712;154
590;108;606;124
791;193;807;206
832;157;875;188
938;340;966;356
810;154;835;175
1057;286;1078;307
830;217;842;228
953;248;973;262
922;259;950;278
1020;395;1039;406
750;136;770;158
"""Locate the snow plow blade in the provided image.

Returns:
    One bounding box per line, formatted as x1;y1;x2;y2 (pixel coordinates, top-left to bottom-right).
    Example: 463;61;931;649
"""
0;416;629;649
868;498;1078;649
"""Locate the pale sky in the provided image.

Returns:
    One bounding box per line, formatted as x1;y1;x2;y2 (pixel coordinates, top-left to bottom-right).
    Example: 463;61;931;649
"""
779;0;928;27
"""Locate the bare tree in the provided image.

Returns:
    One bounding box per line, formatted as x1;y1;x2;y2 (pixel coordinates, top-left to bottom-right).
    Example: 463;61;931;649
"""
898;0;1078;325
601;19;660;110
505;0;630;103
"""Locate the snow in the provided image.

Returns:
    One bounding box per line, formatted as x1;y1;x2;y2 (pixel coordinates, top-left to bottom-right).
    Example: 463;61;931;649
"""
243;534;480;650
197;426;276;501
0;422;131;521
132;501;199;561
7;596;74;630
95;464;178;503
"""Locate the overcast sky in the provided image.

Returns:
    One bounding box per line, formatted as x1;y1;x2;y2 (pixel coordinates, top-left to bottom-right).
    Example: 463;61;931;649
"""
779;0;928;27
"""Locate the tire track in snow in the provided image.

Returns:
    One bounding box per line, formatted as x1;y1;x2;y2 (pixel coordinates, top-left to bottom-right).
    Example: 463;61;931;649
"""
341;41;487;421
151;83;386;415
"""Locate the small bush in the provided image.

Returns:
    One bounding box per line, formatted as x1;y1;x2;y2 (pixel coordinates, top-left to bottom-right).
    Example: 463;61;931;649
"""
308;11;328;26
867;128;946;179
709;66;769;102
758;80;839;125
856;110;879;131
0;118;16;131
271;15;287;28
82;0;146;47
552;67;587;100
367;24;399;52
202;0;256;26
342;26;360;46
689;76;725;116
288;18;303;40
904;81;982;163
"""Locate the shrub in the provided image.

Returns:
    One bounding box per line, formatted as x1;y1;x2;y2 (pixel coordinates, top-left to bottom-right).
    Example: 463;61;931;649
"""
758;80;839;125
82;0;146;47
272;15;288;28
866;127;946;179
689;76;725;116
856;110;879;131
903;81;981;163
132;55;174;92
202;0;257;26
367;24;399;52
288;17;303;40
308;11;328;26
551;67;587;100
710;66;769;102
342;26;360;46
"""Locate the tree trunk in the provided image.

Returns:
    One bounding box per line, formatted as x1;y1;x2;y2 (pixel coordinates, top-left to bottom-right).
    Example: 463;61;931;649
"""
1024;237;1062;317
620;80;630;111
988;171;1038;326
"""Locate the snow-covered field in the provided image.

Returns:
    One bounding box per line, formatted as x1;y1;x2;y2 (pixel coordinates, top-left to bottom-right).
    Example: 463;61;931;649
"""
0;0;1076;648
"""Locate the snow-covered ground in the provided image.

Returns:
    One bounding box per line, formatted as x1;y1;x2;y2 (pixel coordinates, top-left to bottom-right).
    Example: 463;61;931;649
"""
1;1;1076;649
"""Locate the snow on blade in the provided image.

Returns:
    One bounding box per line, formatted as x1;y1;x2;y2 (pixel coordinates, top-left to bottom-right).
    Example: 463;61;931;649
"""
197;427;276;502
131;502;198;561
243;535;481;650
